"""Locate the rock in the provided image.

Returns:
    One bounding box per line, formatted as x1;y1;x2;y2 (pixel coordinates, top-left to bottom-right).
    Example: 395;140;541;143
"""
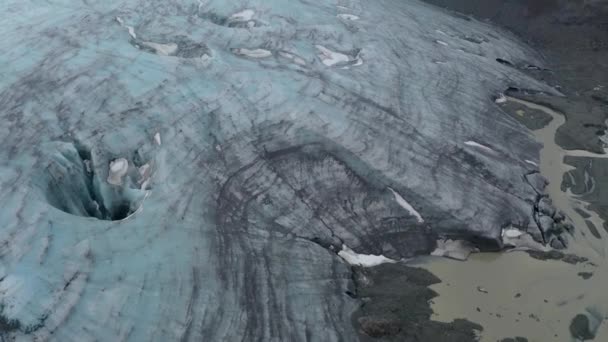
477;286;489;294
526;250;588;264
569;314;595;341
538;215;556;235
550;237;566;250
358;317;401;337
525;172;549;194
353;264;483;341
577;272;593;280
553;210;566;222
500;338;528;342
538;197;556;217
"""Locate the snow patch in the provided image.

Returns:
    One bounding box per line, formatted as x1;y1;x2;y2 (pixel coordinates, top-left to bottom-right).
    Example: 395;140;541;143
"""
501;226;548;250
337;14;359;21
107;158;128;186
464;140;495;153
525;159;538;167
388;187;424;223
233;48;272;58
229;9;255;22
338;245;396;267
141;41;178;56
115;17;136;39
315;45;350;66
495;93;507;104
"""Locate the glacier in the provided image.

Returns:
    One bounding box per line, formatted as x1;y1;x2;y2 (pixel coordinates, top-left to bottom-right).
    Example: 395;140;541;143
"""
0;0;566;340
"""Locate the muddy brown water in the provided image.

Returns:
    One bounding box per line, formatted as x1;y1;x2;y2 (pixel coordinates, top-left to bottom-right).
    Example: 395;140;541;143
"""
412;98;608;341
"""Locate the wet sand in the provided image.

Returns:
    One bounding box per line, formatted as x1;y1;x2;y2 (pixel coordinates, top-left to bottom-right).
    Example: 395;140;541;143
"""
415;98;608;341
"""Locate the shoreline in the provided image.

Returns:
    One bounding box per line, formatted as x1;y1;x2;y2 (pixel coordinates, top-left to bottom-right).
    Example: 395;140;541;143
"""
414;96;608;341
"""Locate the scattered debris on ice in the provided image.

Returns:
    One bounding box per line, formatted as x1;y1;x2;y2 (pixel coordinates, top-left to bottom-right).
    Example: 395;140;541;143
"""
233;48;272;58
431;239;478;260
338;245;396;267
464;140;495;153
107;158;129;186
388;187;424;223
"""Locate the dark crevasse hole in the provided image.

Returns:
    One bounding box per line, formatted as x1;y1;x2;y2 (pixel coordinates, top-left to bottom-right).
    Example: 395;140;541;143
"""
40;142;143;221
109;201;133;221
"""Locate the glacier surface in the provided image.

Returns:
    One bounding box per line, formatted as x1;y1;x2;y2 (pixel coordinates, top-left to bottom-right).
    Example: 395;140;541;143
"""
0;0;563;340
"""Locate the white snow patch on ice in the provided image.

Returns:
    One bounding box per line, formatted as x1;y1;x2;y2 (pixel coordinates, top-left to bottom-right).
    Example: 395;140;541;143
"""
503;227;524;239
501;226;548;250
107;158;128;186
495;93;507;104
464;140;495;153
388;187;424;223
127;27;136;39
230;9;255;22
337;14;360;21
353;51;364;66
338;245;396;267
115;17;136;39
233;48;272;58
525;159;538;167
142;41;178;56
315;45;350;66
